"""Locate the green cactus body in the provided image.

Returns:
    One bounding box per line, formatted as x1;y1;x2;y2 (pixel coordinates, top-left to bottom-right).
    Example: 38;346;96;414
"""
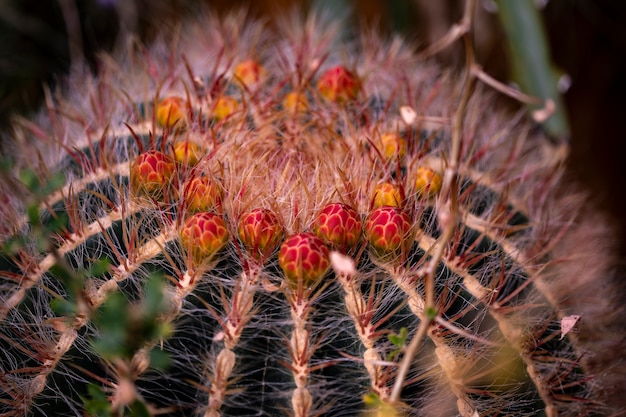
0;10;616;417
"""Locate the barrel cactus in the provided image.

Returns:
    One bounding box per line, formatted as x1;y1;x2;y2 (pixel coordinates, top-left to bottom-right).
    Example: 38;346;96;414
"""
0;8;621;417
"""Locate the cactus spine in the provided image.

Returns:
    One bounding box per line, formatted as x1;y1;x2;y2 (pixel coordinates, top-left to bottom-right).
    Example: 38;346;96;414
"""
0;8;620;417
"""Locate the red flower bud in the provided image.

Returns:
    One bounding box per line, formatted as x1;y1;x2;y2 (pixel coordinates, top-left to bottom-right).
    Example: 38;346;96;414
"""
238;208;283;261
130;150;176;199
278;233;330;289
312;203;361;253
317;66;361;103
180;212;229;266
182;177;222;213
364;207;413;262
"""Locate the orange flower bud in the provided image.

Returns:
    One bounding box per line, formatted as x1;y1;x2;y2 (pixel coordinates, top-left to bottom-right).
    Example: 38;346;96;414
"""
233;59;266;87
156;96;186;129
372;182;404;208
213;96;239;121
380;132;407;160
172;141;201;166
180;212;229;265
415;167;442;198
182;177;222;213
130;150;176;199
282;91;308;113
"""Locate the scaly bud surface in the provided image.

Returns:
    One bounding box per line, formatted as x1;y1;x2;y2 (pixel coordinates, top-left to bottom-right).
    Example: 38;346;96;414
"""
180;212;229;265
365;207;413;261
414;166;442;198
233;59;266;88
282;91;308;114
373;182;404;208
129;150;176;199
213;95;239;121
172;141;201;166
182;177;222;213
380;132;407;160
278;233;330;289
238;208;284;261
312;203;362;253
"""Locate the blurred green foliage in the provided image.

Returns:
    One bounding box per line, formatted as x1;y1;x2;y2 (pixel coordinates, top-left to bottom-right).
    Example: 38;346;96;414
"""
496;0;570;138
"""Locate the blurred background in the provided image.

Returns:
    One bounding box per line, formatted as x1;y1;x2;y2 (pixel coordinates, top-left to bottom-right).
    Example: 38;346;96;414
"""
0;0;624;262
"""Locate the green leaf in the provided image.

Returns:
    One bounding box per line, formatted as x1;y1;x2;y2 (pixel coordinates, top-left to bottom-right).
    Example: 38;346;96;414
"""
82;383;112;417
388;327;408;348
128;399;151;417
142;273;167;319
41;171;66;195
87;259;111;278
91;292;131;359
425;306;438;320
19;169;39;192
149;347;171;370
50;298;77;317
387;327;409;361
496;0;570;139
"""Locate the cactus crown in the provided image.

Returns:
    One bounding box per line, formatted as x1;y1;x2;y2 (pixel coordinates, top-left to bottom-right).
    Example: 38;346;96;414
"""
0;8;613;417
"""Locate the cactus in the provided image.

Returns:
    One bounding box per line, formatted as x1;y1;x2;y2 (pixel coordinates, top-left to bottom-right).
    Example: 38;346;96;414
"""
0;8;621;417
